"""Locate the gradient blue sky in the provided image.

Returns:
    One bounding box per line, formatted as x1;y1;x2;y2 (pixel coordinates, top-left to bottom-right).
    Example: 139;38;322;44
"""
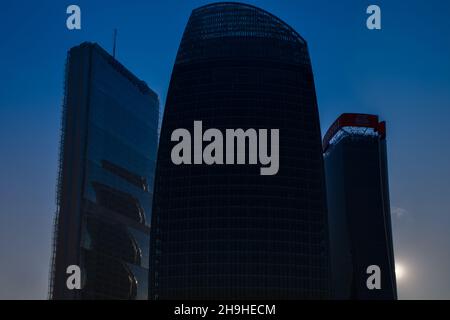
1;0;450;299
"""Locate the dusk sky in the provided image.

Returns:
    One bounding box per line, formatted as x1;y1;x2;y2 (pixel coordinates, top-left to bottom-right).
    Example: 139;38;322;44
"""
1;0;450;299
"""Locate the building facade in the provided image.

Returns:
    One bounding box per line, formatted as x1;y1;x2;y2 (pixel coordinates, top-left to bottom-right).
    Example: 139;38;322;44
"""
323;113;397;299
150;3;330;299
49;42;159;299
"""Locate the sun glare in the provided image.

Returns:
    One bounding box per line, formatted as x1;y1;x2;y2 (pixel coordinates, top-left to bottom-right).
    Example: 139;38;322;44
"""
395;263;406;281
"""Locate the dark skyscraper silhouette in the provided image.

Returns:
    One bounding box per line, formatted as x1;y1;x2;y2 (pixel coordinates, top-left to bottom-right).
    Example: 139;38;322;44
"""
323;113;397;300
50;42;159;299
150;2;330;299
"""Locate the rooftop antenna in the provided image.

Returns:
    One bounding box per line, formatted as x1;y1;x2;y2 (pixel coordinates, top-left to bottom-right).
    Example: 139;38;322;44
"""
112;28;117;59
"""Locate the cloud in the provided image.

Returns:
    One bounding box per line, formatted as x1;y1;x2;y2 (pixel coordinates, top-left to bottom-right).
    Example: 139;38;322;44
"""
392;207;408;219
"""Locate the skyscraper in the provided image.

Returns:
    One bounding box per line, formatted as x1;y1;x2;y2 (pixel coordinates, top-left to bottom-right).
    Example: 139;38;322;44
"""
150;2;330;299
323;113;397;299
49;42;159;300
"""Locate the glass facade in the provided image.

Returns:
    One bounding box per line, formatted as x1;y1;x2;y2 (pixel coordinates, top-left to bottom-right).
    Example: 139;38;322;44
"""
50;42;159;299
324;114;397;299
150;3;330;299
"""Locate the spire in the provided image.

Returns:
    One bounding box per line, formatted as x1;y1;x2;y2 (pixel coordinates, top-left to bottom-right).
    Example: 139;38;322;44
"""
112;28;117;58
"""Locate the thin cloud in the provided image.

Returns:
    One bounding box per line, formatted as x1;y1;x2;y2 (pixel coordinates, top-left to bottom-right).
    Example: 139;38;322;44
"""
392;207;408;219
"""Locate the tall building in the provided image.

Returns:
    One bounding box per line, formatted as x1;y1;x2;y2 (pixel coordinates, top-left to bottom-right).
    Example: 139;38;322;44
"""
323;113;397;300
150;3;330;299
49;42;159;300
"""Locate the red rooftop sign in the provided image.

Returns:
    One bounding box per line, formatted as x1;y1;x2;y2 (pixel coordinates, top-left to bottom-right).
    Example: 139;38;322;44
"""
323;113;386;152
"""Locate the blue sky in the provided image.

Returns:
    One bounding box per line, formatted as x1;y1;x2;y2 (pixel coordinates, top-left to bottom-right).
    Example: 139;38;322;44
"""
1;0;450;299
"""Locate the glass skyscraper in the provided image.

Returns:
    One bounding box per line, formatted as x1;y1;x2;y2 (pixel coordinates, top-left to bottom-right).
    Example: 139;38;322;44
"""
323;113;397;299
150;3;330;299
49;42;159;299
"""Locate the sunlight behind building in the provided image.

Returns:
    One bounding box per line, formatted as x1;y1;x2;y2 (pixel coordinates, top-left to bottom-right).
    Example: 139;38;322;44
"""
395;263;406;281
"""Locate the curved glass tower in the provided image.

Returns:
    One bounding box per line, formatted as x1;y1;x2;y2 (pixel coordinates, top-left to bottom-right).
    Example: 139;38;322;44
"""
150;2;330;299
